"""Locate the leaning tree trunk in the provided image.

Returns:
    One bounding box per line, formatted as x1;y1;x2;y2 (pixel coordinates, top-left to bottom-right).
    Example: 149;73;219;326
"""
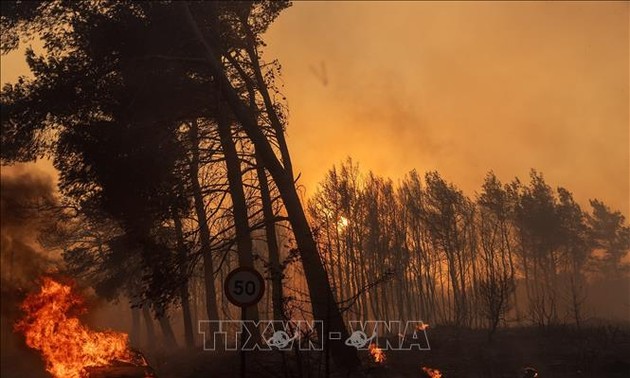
188;120;221;341
173;209;195;348
255;150;284;322
216;109;261;340
181;4;361;371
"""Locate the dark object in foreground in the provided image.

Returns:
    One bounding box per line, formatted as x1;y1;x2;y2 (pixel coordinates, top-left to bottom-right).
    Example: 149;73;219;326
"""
85;350;156;378
521;367;538;378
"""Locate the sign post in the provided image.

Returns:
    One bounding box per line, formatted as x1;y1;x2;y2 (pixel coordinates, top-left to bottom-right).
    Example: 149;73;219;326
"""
224;267;265;378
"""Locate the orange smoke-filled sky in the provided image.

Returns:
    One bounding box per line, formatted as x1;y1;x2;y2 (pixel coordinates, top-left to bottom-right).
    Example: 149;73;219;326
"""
264;1;629;215
1;1;628;215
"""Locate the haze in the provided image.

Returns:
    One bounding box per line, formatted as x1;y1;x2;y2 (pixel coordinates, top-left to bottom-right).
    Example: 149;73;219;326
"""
264;1;629;215
1;1;628;215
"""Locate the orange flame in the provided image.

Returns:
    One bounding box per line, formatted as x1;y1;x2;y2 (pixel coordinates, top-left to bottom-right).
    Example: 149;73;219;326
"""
422;366;442;378
15;278;132;378
368;342;386;364
416;322;429;331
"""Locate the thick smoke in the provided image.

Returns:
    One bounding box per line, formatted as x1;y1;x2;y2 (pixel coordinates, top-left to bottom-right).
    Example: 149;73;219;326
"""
1;165;59;297
1;164;60;378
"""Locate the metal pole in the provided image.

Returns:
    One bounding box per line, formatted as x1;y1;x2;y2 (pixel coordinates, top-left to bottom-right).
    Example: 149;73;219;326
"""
241;306;246;378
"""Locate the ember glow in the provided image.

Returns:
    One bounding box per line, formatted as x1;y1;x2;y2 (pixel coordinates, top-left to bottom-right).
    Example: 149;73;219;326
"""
15;278;132;378
338;216;349;229
368;342;386;364
422;366;443;378
416;322;429;331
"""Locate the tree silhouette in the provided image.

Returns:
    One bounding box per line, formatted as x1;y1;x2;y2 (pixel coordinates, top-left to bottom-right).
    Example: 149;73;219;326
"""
2;1;362;371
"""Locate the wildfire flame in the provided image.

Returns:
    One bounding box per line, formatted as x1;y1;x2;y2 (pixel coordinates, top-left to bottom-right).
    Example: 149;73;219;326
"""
422;366;443;378
368;342;386;364
416;322;430;331
15;278;132;378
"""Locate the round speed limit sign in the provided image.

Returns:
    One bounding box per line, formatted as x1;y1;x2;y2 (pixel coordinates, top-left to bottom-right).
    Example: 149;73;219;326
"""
224;267;265;307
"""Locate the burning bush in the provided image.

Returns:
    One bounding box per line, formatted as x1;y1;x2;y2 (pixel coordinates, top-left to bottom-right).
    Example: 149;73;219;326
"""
15;278;132;378
421;366;443;378
368;342;386;364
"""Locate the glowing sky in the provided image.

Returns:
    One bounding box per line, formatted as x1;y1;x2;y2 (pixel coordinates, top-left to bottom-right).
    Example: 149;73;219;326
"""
264;1;629;215
1;1;628;215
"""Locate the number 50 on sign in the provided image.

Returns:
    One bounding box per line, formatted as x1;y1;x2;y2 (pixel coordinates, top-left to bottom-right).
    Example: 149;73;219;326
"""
224;267;265;307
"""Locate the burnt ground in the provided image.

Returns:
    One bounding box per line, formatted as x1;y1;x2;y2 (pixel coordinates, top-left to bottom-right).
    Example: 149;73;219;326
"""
150;325;630;378
2;325;629;377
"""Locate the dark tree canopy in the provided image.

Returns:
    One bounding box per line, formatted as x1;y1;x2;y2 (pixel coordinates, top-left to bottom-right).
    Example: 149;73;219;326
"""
1;1;288;308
